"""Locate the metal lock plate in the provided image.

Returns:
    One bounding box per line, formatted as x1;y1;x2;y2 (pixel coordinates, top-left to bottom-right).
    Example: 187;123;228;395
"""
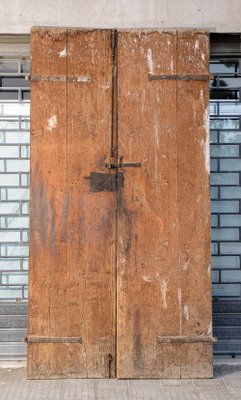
89;172;124;192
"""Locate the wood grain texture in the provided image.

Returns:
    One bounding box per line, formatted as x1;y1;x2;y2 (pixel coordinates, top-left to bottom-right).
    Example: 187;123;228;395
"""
28;28;115;378
117;30;212;378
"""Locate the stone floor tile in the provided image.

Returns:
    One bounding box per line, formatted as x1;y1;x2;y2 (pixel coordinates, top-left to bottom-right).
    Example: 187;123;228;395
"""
197;386;238;400
162;386;201;400
0;365;241;400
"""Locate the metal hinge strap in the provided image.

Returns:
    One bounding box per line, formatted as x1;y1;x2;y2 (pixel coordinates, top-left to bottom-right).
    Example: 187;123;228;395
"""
25;336;82;343
149;74;212;82
26;75;92;83
157;336;216;344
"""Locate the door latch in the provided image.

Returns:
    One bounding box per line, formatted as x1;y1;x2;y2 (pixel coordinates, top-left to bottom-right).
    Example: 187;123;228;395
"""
105;156;141;169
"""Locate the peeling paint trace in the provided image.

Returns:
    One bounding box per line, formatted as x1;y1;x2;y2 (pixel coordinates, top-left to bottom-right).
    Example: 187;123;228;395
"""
47;115;58;132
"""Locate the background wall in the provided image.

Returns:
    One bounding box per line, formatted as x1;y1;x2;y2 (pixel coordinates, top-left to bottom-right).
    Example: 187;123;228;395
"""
1;0;241;34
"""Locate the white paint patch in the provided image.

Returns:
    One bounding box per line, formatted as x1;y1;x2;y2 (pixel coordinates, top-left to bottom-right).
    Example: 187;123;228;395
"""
182;262;189;271
207;264;211;278
146;48;154;75
203;105;209;132
160;279;168;309
201;106;210;174
154;115;160;180
143;275;152;282
207;320;212;336
183;304;189;320
143;272;160;282
76;76;92;82
182;258;190;271
155;124;160;149
59;47;67;57
141;89;146;113
178;288;182;306
47;115;58;132
201;52;205;61
170;58;174;73
100;84;111;90
194;40;199;52
200;89;204;103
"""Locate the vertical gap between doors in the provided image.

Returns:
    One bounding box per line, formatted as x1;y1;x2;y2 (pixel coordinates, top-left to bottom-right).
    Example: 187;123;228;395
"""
110;28;118;378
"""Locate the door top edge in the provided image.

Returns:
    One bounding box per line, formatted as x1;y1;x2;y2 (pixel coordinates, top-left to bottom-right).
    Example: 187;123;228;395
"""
31;26;210;35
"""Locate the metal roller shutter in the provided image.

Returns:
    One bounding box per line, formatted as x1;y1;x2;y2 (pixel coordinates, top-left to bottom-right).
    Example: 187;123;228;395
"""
0;36;29;361
210;34;241;357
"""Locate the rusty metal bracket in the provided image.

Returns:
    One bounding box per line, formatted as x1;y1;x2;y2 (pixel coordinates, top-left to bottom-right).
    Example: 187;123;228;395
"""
149;74;212;82
105;162;141;169
85;172;124;192
25;336;82;343
107;353;113;378
105;156;141;169
157;336;217;344
26;75;92;83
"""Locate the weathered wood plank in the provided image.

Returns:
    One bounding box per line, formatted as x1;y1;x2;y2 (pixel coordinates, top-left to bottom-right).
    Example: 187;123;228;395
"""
66;29;115;378
176;31;213;378
28;27;69;378
117;30;180;378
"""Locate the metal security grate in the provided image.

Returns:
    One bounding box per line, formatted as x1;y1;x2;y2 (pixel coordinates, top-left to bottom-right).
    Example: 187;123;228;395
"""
0;58;30;102
0;56;30;304
210;54;241;356
0;54;30;360
210;58;241;299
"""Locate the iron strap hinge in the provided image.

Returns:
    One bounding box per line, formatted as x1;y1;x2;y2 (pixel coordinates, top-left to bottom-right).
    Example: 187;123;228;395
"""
25;75;92;83
149;73;212;82
25;336;82;344
157;336;217;344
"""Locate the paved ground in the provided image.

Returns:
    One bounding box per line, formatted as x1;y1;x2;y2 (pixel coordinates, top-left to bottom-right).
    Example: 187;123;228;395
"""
1;363;241;399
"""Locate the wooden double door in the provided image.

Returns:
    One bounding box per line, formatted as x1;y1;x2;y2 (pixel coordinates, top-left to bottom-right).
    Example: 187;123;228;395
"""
28;28;213;379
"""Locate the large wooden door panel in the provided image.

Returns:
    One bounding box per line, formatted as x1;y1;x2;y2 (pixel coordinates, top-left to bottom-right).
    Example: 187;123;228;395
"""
117;30;212;378
28;28;213;379
28;28;115;378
